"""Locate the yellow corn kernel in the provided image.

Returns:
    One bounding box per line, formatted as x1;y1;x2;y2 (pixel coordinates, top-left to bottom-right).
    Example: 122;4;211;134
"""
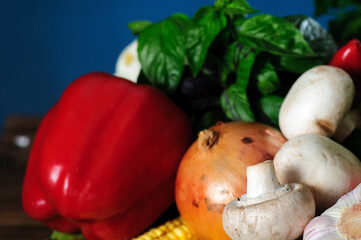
133;217;199;240
152;228;164;237
173;227;186;238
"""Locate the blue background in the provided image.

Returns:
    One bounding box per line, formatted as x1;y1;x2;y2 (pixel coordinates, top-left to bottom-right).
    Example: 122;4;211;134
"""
0;0;328;128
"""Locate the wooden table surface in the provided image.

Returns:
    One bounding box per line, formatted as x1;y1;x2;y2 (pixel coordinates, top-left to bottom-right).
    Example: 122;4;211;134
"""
0;163;52;240
0;115;51;239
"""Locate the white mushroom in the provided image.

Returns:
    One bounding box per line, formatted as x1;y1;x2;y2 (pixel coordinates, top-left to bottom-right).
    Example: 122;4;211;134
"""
114;39;141;82
303;183;361;240
279;65;354;140
222;160;315;240
332;112;357;142
274;133;361;213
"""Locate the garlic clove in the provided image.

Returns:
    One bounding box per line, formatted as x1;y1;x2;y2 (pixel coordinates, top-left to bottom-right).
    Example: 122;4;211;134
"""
303;183;361;240
114;39;141;82
303;214;344;239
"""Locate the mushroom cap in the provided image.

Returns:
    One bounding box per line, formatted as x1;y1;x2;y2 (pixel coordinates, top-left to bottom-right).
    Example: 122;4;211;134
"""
274;133;361;213
279;65;354;139
222;183;315;240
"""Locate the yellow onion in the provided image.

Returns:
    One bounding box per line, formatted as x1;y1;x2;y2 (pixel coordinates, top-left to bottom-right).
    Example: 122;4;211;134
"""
175;121;286;240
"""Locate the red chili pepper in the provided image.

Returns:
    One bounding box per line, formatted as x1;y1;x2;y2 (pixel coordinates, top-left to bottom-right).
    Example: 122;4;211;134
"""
22;72;192;240
329;39;361;108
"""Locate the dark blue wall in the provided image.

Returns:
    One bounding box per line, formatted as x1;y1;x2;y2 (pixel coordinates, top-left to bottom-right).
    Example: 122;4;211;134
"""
0;0;327;127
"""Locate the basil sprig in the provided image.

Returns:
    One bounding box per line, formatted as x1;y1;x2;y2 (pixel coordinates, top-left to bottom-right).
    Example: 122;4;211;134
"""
129;0;335;129
220;44;258;121
236;14;316;57
137;14;190;95
186;7;227;77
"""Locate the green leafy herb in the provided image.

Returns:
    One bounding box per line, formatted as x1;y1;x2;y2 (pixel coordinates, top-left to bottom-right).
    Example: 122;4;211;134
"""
223;0;259;16
277;14;337;73
236;14;316;57
286;15;337;60
186;7;227;76
138;15;191;95
253;58;280;96
329;8;361;45
168;13;193;33
220;44;258;121
278;56;323;74
257;95;283;126
129;0;335;128
128;20;152;35
50;231;85;240
221;85;255;121
313;0;360;16
313;0;361;45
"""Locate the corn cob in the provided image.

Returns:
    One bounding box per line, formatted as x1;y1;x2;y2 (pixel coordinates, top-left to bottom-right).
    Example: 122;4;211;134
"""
133;217;200;240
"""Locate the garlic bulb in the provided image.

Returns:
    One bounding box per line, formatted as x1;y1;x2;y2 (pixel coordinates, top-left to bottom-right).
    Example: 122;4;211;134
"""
114;39;141;82
303;183;361;240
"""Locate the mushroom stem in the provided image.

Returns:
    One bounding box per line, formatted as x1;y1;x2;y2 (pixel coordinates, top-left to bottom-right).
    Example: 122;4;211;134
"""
246;160;280;198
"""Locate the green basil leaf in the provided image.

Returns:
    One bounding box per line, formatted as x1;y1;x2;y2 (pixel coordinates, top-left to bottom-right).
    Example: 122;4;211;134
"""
193;6;216;21
236;14;316;57
257;95;284;126
329;8;361;45
128;21;152;35
220;44;258;121
313;0;360;16
186;9;227;76
221;42;239;72
277;56;323;74
220;41;244;86
214;0;230;10
253;59;280;96
223;0;259;16
51;231;85;240
313;0;361;45
138;15;190;95
221;84;255;121
168;13;192;33
277;14;337;73
285;15;337;60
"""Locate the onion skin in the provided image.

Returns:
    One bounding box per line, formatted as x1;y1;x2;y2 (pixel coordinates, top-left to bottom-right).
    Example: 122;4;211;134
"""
175;121;286;240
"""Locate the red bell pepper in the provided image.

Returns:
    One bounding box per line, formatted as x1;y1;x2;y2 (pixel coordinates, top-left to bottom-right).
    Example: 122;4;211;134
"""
329;39;361;108
22;72;192;240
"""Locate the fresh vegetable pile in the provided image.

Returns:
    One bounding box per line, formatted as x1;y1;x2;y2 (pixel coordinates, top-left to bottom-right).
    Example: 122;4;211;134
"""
22;0;361;239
